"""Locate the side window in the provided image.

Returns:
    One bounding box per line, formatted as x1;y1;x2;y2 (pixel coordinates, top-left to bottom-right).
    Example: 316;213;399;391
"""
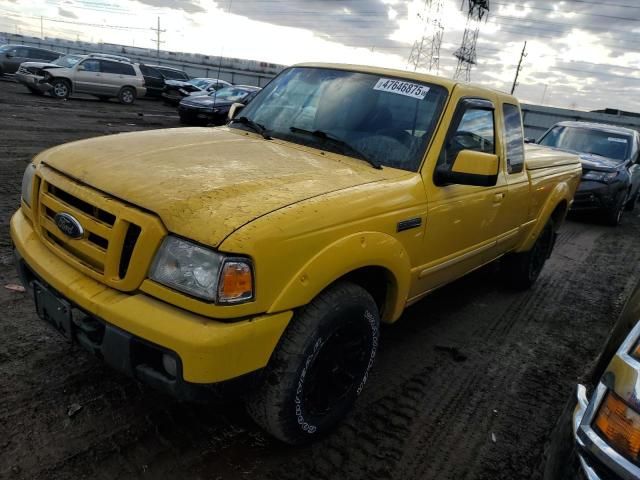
439;101;495;167
78;59;100;72
100;60;134;75
503;103;525;174
13;47;29;57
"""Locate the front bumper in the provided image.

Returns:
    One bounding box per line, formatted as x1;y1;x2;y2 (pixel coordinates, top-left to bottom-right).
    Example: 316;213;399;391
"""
178;106;227;125
572;181;622;212
15;73;51;93
10;209;292;391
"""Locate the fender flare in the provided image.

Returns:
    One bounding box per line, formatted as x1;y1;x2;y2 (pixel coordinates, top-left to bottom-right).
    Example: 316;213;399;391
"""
516;182;570;252
268;231;412;323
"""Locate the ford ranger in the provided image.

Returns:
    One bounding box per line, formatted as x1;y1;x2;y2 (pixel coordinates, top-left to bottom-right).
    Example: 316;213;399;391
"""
11;63;581;444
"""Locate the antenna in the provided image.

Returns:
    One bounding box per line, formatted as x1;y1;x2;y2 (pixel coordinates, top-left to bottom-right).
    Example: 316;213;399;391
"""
510;41;528;95
453;0;490;82
407;0;445;75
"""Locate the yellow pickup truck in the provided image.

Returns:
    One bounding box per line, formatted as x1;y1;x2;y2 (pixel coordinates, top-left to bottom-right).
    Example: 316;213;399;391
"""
11;63;581;444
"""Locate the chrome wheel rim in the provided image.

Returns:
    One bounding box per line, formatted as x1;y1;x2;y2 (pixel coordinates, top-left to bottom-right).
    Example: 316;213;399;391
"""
122;90;133;103
54;83;68;97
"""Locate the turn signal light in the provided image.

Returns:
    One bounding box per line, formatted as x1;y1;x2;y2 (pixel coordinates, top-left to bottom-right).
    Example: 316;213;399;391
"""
218;261;253;303
595;392;640;462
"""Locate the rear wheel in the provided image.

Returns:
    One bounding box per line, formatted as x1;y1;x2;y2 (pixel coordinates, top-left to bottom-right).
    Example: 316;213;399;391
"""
118;86;136;105
246;282;380;445
502;219;556;290
50;78;71;99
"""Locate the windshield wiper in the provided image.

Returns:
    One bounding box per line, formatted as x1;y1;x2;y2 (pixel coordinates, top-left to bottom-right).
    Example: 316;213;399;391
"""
231;116;271;140
289;126;381;169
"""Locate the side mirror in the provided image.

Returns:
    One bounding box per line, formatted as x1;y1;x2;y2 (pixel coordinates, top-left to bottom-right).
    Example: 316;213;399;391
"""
524;137;536;144
77;64;86;71
5;52;13;58
228;103;245;120
435;150;499;187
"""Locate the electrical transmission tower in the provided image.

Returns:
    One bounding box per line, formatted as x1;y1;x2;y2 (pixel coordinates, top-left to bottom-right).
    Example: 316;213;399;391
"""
453;0;490;82
407;0;445;75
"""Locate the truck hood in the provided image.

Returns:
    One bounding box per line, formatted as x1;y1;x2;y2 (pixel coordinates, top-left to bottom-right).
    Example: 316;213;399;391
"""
578;153;623;172
37;127;405;247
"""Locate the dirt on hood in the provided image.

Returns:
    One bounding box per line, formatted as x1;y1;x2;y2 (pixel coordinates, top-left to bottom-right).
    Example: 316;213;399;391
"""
35;127;403;246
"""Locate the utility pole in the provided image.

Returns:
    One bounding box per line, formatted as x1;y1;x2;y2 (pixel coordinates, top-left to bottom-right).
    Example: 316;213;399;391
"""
511;41;527;95
150;16;165;58
40;16;43;39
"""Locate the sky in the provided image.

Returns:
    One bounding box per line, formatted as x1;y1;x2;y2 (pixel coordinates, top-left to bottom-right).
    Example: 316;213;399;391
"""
1;0;639;112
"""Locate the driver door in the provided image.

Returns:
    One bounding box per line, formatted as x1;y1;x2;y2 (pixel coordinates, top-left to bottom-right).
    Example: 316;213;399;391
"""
412;87;508;297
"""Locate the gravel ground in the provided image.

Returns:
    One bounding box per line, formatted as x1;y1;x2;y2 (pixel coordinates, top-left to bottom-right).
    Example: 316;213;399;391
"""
1;79;638;480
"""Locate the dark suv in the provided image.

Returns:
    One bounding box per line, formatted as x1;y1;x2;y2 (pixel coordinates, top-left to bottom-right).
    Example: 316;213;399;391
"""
538;121;640;225
0;44;60;75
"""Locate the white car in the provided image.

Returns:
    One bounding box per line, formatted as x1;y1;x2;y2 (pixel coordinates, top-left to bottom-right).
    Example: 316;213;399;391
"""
16;54;146;104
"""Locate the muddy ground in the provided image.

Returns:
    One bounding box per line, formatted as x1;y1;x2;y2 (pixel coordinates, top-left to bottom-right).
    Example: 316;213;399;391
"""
1;79;639;480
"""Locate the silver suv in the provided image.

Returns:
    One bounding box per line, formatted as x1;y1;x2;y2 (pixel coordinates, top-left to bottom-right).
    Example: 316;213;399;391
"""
39;55;146;104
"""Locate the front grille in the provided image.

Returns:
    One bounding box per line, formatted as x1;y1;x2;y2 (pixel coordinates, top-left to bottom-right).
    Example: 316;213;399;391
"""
34;166;165;291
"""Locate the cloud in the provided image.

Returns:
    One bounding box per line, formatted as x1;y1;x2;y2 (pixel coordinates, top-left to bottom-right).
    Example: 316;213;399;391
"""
58;7;78;19
134;0;205;14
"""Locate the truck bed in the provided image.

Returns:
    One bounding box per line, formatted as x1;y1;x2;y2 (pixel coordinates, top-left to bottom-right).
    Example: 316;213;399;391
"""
525;144;581;171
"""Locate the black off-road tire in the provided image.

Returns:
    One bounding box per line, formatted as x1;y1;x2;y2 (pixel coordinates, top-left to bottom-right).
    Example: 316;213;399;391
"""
606;190;627;226
50;78;71;99
502;219;556;290
246;281;380;445
118;86;136;105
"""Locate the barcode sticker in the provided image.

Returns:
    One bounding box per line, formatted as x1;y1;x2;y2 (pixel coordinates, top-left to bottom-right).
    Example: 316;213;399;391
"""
373;78;430;99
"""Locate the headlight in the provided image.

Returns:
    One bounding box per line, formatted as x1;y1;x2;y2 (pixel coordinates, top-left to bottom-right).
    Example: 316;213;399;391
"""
582;170;618;183
149;236;254;304
21;163;36;207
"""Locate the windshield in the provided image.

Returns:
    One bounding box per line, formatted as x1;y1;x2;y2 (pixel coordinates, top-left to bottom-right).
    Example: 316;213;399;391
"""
539;126;630;162
53;55;82;68
210;87;252;102
189;78;212;88
232;67;449;171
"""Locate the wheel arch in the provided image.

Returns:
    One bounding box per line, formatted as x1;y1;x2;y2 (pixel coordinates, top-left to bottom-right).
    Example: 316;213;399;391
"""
268;232;411;324
516;182;571;252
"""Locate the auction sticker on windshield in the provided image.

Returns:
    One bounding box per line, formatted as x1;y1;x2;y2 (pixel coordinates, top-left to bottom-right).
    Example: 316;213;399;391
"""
374;78;430;100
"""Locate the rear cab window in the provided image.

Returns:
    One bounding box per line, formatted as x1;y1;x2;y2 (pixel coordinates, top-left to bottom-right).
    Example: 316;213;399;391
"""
502;103;525;174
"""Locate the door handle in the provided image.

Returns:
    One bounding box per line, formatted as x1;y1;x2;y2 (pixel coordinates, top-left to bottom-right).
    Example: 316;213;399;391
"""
494;192;505;203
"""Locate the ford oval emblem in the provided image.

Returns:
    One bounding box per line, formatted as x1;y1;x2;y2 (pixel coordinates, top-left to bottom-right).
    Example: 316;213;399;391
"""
54;212;84;239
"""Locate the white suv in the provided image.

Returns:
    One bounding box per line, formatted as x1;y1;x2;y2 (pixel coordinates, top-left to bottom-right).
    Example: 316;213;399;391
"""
40;55;146;104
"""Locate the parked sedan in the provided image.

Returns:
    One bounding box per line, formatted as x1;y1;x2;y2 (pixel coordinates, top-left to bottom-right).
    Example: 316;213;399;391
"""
0;44;61;75
178;85;260;125
163;77;232;106
538;121;640;225
544;276;640;480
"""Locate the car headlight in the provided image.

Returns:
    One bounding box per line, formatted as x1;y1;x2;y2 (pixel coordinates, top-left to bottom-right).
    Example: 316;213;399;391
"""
582;170;618;183
21;163;36;207
149;236;254;304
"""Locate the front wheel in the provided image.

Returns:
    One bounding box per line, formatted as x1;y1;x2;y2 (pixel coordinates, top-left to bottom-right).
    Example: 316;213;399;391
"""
118;86;136;105
50;78;71;99
246;282;380;445
502;219;556;290
606;190;627;226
